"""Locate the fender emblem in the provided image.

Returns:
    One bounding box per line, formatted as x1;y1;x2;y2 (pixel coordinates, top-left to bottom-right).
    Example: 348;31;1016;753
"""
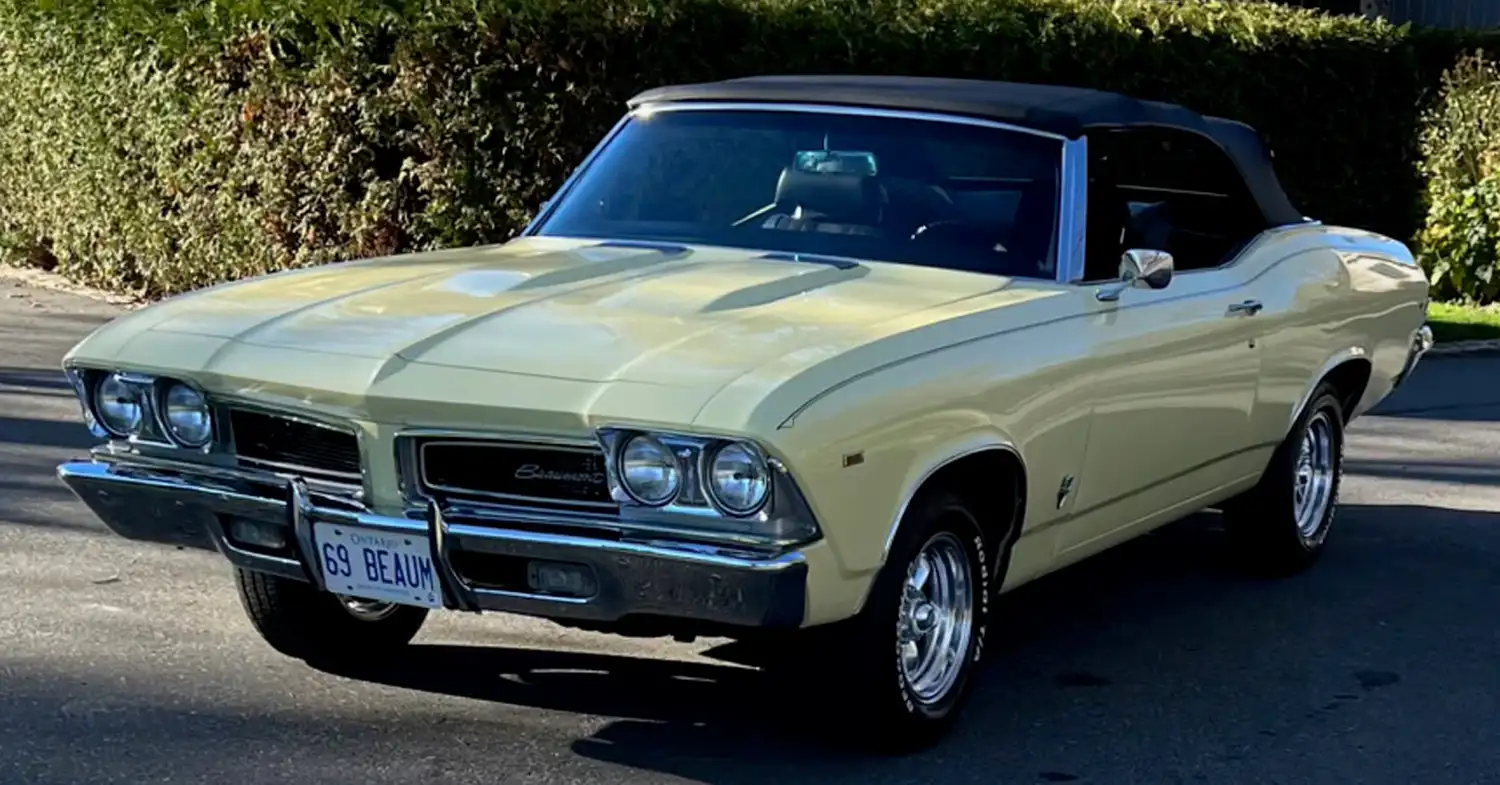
1056;475;1075;509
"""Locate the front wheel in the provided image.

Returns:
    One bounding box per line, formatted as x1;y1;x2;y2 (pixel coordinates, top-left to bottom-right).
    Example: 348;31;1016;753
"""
772;490;993;752
1224;382;1346;575
234;568;429;662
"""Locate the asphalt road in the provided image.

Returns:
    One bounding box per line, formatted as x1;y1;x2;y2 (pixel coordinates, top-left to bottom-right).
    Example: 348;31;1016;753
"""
3;274;1498;785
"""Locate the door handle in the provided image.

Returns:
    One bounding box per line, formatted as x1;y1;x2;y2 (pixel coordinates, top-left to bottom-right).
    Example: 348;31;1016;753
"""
1227;299;1263;316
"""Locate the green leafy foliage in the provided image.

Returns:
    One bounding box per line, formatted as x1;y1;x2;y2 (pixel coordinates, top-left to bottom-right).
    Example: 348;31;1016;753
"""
0;0;1496;296
1416;52;1500;303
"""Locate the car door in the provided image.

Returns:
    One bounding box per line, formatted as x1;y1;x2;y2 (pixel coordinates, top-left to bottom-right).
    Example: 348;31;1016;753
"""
1054;267;1265;555
1052;126;1272;556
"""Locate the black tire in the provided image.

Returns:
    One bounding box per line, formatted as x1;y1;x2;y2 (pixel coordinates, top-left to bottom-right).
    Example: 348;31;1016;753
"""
774;489;997;753
1224;382;1346;576
233;567;429;662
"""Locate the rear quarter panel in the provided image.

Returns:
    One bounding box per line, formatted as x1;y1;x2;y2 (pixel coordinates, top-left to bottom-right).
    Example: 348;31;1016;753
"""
1245;224;1428;445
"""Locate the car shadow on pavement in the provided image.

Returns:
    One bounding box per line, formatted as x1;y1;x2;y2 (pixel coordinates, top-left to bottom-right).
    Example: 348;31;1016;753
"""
1346;457;1500;487
0;366;74;392
0;416;95;450
305;503;1500;783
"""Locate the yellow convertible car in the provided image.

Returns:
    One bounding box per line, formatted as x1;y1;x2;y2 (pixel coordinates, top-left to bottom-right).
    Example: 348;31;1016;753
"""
57;76;1434;748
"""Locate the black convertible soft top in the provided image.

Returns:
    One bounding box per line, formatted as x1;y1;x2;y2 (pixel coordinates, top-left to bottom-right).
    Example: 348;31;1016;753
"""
629;75;1306;227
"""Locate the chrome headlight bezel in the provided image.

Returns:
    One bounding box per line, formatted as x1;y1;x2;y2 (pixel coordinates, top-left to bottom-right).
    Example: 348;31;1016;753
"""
616;432;681;506
596;426;820;548
92;372;145;437
705;440;772;516
67;366;218;450
160;381;213;448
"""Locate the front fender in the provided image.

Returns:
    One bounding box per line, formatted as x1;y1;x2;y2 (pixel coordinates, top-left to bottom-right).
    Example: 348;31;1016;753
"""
878;431;1026;564
774;401;1028;625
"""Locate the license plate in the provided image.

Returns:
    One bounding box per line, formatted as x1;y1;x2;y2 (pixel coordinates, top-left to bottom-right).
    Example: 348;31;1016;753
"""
311;523;443;610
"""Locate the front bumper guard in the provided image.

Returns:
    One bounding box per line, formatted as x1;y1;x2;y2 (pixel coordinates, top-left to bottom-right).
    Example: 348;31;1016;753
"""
57;457;807;629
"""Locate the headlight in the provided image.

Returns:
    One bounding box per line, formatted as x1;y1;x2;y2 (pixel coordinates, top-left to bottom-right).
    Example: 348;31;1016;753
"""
618;434;680;505
708;441;770;514
94;374;143;436
162;382;212;447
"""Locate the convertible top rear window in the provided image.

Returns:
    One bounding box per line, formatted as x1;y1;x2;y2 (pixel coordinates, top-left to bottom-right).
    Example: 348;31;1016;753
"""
534;108;1063;279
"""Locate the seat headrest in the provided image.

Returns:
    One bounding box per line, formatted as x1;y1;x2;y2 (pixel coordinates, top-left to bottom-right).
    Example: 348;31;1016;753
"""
774;167;883;224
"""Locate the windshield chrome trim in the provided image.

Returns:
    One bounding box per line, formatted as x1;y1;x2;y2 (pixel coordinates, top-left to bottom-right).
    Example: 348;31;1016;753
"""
526;100;1075;278
626;101;1070;141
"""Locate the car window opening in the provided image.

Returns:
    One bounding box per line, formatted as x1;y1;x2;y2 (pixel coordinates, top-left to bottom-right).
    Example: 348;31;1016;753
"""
1081;126;1266;282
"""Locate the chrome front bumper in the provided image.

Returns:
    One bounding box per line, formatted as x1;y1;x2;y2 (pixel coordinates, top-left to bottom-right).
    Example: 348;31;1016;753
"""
57;457;808;629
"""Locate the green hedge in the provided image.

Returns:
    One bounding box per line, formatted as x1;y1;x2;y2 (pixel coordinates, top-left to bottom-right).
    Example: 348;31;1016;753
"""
0;0;1496;297
1416;52;1500;303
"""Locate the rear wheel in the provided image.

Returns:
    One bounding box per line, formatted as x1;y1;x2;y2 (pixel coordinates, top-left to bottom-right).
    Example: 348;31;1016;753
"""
234;568;428;662
1224;382;1345;575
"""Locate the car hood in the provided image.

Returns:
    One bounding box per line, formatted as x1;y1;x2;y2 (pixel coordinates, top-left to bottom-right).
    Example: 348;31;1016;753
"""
69;237;1060;430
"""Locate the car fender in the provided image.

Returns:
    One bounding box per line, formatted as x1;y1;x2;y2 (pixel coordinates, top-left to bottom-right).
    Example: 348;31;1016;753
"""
880;432;1026;565
1289;345;1370;430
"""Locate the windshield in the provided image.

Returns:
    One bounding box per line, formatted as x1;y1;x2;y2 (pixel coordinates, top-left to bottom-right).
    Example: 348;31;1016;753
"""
533;108;1063;279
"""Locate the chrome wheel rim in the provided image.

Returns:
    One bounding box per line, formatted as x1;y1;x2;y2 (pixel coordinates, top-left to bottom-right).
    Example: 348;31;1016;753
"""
340;596;399;621
1293;411;1336;538
896;531;975;706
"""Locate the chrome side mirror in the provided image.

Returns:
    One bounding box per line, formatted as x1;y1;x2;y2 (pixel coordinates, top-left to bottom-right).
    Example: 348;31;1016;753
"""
1096;249;1175;302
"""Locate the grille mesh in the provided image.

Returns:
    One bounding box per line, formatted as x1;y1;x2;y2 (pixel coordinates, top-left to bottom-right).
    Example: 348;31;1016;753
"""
419;439;613;509
229;409;361;481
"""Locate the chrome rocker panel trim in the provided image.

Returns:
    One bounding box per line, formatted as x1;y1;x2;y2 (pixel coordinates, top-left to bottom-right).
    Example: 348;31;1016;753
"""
56;457;808;629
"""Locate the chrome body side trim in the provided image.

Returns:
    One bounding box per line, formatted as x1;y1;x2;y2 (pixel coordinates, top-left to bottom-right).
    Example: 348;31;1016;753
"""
56;455;809;629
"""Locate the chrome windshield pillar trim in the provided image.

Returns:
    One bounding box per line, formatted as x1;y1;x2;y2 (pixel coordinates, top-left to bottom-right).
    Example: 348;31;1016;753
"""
1057;135;1089;284
287;478;326;589
428;499;482;613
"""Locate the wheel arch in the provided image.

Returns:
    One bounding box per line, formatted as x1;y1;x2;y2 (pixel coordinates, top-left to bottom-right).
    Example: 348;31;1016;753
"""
1290;350;1373;431
878;443;1029;582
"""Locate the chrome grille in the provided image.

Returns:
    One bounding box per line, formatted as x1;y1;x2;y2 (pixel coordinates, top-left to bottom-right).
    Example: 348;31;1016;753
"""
417;439;614;511
228;408;361;484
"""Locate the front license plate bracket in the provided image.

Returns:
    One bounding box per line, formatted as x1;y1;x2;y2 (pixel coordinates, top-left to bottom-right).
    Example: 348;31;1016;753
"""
311;522;443;610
